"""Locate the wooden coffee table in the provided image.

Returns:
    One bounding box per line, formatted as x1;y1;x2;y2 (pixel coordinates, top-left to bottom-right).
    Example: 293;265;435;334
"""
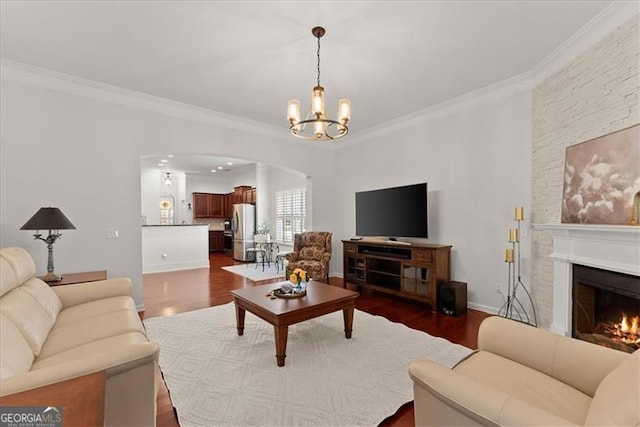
231;281;359;366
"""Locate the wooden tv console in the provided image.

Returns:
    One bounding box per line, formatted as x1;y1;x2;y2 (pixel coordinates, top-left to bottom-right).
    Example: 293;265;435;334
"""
342;240;452;311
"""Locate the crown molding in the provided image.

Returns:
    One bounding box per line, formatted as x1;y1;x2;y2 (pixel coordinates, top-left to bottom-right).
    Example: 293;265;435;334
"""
0;59;290;139
531;1;640;85
343;70;534;146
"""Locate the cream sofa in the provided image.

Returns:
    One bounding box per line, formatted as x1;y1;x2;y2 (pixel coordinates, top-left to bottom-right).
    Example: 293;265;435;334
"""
409;315;638;426
0;247;159;426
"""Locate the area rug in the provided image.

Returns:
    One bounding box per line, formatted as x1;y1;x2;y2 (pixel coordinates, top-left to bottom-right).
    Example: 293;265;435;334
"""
221;263;285;282
143;303;472;426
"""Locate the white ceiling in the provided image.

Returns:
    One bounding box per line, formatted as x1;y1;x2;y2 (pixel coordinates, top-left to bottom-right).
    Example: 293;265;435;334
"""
1;1;614;136
140;154;255;176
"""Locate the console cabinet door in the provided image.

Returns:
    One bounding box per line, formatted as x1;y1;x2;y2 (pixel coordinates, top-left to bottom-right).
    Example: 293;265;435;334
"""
402;263;431;297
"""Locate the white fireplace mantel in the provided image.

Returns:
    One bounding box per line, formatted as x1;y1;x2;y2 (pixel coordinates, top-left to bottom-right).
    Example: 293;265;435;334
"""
533;223;640;336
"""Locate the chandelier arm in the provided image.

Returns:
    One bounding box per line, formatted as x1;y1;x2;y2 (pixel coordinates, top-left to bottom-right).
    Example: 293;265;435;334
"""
290;118;348;141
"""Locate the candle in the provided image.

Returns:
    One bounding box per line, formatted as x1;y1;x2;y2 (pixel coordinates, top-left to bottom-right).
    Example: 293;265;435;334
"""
509;228;519;242
515;206;525;221
505;248;514;263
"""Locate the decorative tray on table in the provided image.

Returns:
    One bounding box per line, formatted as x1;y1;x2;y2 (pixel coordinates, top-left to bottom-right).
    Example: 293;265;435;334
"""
271;289;307;299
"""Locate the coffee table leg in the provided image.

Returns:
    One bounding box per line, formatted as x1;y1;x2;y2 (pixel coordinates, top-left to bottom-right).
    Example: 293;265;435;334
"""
274;325;289;367
235;304;245;336
343;306;354;339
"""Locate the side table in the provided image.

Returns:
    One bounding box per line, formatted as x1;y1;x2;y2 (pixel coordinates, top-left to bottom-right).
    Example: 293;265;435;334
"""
0;370;105;426
47;270;107;286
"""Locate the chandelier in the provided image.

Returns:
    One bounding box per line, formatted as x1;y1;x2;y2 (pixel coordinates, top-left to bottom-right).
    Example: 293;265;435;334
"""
287;26;351;141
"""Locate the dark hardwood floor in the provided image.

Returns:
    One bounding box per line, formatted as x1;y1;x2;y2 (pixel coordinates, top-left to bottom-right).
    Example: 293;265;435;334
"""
141;253;492;427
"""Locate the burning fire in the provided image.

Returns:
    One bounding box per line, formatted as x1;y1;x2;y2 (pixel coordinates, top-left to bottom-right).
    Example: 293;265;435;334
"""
612;313;640;345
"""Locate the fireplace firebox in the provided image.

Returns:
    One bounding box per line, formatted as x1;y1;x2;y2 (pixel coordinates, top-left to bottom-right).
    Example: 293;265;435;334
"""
572;264;640;353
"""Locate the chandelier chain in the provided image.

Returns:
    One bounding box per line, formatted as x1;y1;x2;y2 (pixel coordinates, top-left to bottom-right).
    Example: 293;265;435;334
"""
316;33;321;87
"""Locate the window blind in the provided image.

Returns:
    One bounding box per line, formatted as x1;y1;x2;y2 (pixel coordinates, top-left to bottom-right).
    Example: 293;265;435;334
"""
275;188;306;243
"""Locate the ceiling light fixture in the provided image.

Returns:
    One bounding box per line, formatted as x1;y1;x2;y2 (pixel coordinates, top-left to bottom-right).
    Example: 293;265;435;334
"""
287;26;351;141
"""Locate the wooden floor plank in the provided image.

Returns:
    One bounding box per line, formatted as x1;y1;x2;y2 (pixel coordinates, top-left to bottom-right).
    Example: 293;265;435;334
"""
142;253;491;426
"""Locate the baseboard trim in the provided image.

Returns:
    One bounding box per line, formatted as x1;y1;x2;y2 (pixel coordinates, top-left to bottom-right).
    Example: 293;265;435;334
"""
142;261;210;274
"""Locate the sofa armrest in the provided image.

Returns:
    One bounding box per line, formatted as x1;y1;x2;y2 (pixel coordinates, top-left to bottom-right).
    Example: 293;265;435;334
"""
409;359;577;426
0;341;158;396
52;278;132;308
478;316;628;396
320;253;331;264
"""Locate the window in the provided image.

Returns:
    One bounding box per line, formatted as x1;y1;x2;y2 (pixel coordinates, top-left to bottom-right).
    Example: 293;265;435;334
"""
275;188;306;243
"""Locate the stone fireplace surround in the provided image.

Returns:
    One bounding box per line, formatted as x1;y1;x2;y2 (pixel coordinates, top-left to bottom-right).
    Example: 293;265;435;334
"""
534;224;640;336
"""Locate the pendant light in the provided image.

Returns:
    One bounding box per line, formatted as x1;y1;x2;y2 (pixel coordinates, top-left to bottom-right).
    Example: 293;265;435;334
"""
287;26;351;141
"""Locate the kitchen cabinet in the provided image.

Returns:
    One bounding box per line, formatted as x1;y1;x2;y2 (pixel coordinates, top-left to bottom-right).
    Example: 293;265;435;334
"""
224;193;233;218
209;230;224;253
235;186;256;205
193;192;225;218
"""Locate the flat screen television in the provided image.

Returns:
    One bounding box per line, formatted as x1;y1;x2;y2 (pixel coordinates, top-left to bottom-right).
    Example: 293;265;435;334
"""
355;183;428;239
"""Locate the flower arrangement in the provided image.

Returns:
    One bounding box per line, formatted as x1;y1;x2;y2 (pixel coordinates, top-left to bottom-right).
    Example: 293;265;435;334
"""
289;268;309;286
256;220;270;235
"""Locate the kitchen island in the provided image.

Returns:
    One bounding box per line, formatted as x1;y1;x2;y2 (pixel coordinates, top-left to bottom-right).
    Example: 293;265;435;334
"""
142;224;209;273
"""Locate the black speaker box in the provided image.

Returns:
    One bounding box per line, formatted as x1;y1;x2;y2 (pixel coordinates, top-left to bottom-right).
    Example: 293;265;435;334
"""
438;281;467;316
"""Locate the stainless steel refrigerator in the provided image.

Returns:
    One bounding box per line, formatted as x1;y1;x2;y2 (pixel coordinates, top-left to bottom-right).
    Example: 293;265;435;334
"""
232;203;256;261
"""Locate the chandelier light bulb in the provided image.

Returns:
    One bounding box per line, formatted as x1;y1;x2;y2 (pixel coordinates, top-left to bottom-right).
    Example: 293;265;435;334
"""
311;86;325;118
338;98;351;124
314;120;326;139
287;99;301;125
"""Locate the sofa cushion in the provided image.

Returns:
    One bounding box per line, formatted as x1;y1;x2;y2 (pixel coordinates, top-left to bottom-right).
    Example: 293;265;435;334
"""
32;332;149;370
454;350;592;425
0;314;34;380
0;247;36;297
54;296;137;327
20;278;62;320
0;288;56;356
38;309;145;359
585;350;639;426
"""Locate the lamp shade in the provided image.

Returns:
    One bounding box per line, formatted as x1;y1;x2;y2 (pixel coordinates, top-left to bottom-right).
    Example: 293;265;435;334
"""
20;207;76;231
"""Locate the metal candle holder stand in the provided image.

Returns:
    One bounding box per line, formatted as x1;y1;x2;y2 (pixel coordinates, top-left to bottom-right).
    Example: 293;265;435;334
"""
498;208;538;327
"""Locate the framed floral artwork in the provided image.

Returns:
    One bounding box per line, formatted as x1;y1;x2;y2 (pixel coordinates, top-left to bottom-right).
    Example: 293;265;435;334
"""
561;124;640;225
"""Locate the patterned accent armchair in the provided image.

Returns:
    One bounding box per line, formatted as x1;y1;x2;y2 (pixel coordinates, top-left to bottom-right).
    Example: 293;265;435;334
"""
285;232;332;283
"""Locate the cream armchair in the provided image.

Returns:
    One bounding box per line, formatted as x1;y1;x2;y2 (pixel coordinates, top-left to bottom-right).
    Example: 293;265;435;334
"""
409;316;638;426
285;232;332;283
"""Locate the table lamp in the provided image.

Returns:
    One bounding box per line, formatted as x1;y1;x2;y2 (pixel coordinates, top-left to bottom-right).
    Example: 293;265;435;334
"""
20;207;76;282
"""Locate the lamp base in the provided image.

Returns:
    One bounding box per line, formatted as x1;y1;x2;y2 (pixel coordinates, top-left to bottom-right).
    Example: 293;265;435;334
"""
39;272;62;283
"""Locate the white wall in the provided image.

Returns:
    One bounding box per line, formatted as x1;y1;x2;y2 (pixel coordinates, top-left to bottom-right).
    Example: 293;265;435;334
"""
0;75;336;309
185;174;232;195
335;91;533;313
